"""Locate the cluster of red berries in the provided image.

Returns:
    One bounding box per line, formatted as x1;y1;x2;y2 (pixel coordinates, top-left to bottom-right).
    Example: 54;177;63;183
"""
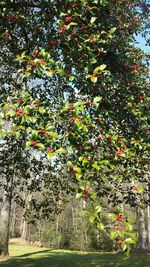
2;32;10;41
47;147;54;153
16;108;25;116
64;16;72;24
29;61;36;68
68;106;74;111
116;150;123;156
31;52;41;58
131;64;141;72
31;140;38;146
7;15;24;24
49;40;58;47
115;227;122;231
60;26;67;33
69;167;76;174
69;117;75;123
116;214;124;222
18;97;23;104
115;238;123;244
34;101;41;107
39;128;51;138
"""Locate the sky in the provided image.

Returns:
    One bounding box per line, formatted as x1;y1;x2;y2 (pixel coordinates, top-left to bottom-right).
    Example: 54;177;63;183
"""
135;33;149;52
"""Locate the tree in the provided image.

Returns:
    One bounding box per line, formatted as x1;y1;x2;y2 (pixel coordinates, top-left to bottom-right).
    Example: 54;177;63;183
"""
0;0;149;256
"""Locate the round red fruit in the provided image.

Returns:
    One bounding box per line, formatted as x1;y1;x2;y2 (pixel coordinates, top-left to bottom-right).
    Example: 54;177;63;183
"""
83;188;89;195
47;147;54;153
69;117;75;123
49;40;58;47
65;16;72;24
31;140;38;146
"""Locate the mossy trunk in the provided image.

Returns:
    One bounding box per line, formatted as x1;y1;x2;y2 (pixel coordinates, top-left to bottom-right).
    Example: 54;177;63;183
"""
0;193;11;256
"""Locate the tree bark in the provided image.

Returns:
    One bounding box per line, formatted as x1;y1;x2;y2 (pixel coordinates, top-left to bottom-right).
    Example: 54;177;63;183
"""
137;208;147;250
0;192;11;256
146;205;150;248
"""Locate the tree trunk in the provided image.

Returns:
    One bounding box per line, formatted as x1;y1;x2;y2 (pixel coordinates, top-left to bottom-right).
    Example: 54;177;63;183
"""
20;219;27;239
137;208;147;250
0;192;11;256
146;205;150;248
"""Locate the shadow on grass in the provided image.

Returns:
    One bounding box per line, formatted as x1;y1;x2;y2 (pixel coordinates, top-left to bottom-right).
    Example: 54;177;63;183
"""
0;250;150;267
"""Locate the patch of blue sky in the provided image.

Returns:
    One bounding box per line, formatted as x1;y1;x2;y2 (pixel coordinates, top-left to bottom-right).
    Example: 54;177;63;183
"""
135;33;149;52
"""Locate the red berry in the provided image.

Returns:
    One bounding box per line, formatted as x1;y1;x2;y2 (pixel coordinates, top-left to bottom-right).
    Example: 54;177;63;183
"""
86;100;93;106
16;108;24;116
39;59;46;64
29;61;36;67
83;157;89;161
116;214;124;222
64;16;72;24
47;147;54;153
39;127;45;133
60;26;67;33
107;136;112;142
2;32;9;41
68;105;74;111
49;40;58;47
34;101;41;107
115;227;122;231
99;127;104;132
18;97;23;104
69;167;76;174
31;140;38;146
31;52;40;58
99;134;104;140
83;188;89;195
69;117;75;123
138;95;144;100
82;195;88;201
115;238;123;244
44;131;51;138
116;150;123;156
133;185;138;191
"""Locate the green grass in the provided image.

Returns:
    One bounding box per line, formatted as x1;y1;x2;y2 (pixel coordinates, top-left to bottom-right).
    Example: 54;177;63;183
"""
0;244;149;267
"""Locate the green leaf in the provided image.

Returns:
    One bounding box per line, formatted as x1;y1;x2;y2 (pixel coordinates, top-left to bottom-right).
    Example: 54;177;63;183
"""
46;70;53;76
92;163;100;171
76;192;83;199
125;222;133;232
38;107;45;114
93;96;102;105
25;141;32;148
74;167;82;173
47;152;57;159
82;210;90;215
95;205;102;214
110;231;118;240
36;143;45;150
75;173;82;180
93;64;106;74
137;185;144;193
125;238;136;244
90;17;97;23
57;148;67;154
109;27;117;35
69;75;75;81
89;215;95;224
91;76;97;83
121;242;127;252
97;222;104;231
67;161;73;167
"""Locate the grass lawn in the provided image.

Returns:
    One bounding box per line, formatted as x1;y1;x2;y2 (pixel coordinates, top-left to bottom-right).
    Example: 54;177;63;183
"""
0;244;150;267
